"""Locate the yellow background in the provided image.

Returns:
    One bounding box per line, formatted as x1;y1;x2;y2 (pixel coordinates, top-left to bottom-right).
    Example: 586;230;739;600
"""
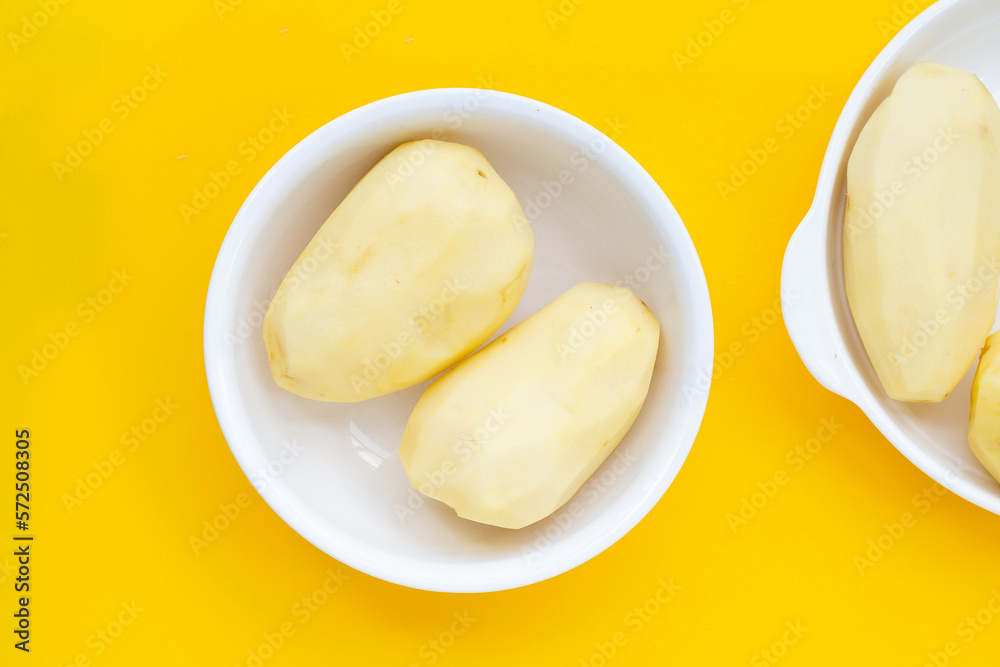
4;0;1000;665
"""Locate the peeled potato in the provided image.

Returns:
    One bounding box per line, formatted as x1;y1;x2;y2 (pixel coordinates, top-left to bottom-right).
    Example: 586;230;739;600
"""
969;332;1000;485
399;282;660;529
263;140;534;402
843;62;1000;402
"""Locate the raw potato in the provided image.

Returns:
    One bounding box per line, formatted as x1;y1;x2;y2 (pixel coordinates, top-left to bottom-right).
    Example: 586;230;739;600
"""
843;62;1000;402
399;282;660;529
969;331;1000;485
263;140;534;402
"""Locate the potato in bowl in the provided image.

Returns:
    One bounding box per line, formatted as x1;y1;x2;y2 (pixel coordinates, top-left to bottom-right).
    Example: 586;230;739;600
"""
204;88;713;591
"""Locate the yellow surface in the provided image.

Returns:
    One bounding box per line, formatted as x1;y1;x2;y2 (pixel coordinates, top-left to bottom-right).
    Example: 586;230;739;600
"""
3;0;1000;665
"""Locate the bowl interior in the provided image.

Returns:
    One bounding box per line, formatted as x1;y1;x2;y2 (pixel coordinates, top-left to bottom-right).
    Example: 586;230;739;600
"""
825;0;1000;500
206;91;710;591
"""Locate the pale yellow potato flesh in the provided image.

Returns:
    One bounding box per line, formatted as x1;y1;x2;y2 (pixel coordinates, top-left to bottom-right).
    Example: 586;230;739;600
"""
263;140;534;402
969;331;1000;485
843;62;1000;402
399;282;660;529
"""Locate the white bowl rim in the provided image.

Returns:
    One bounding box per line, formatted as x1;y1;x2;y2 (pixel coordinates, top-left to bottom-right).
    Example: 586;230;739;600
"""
780;0;1000;515
204;88;715;591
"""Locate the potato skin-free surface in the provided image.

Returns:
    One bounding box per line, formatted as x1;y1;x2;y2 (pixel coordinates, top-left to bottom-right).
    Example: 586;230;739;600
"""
263;140;534;402
843;62;1000;402
399;282;660;529
969;332;1000;485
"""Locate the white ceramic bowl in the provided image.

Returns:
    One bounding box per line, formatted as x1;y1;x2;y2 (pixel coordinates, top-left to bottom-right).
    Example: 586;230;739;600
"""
781;0;1000;515
204;89;713;592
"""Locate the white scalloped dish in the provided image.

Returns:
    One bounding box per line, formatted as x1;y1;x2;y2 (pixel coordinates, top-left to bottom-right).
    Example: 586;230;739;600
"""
781;0;1000;514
